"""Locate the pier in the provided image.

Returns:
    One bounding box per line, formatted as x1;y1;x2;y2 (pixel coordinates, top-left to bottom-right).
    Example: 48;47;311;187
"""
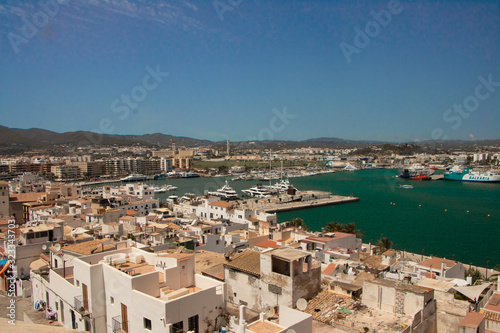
242;191;359;213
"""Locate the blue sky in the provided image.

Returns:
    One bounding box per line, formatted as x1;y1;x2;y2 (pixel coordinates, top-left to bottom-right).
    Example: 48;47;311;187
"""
0;0;499;142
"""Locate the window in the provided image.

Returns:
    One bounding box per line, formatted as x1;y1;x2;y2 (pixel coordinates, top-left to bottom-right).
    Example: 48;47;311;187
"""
188;315;199;333
172;320;183;333
110;296;114;304
143;317;152;330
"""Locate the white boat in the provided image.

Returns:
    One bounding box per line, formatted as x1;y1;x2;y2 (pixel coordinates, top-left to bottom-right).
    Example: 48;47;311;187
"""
343;164;359;172
120;174;148;182
400;184;413;189
152;184;178;193
152;186;167;193
182;172;200;178
242;184;273;198
269;179;297;193
208;180;239;200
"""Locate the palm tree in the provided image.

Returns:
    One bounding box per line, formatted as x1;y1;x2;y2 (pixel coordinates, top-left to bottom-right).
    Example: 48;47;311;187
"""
343;222;357;234
289;217;310;231
323;222;342;233
376;237;393;254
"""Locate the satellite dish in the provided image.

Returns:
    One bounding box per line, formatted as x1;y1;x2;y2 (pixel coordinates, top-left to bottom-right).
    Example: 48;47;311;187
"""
296;298;307;311
287;330;296;333
265;306;276;317
41;244;47;251
54;244;62;252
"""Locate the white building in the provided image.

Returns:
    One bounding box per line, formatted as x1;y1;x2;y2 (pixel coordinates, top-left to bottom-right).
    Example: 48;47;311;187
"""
224;248;321;313
299;232;361;262
174;198;277;229
415;257;465;279
31;246;226;333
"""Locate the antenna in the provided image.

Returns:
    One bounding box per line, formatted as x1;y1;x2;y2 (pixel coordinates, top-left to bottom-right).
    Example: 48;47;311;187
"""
296;298;307;311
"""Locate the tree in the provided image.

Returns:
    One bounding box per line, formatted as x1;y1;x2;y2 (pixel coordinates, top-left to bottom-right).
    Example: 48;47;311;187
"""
323;221;363;239
466;268;483;284
289;217;310;231
323;222;342;233
375;237;393;254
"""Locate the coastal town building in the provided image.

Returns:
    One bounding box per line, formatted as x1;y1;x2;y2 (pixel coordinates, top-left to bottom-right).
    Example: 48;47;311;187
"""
0;181;9;217
30;246;226;333
224;248;321;313
415;257;466;279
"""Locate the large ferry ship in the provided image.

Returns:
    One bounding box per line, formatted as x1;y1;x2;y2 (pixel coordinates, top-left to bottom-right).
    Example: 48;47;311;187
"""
444;166;500;182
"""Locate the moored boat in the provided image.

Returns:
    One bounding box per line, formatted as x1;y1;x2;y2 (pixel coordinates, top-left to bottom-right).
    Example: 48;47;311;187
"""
444;166;500;182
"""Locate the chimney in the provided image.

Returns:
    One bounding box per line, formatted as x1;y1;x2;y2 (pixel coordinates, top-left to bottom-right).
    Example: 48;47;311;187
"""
441;261;445;277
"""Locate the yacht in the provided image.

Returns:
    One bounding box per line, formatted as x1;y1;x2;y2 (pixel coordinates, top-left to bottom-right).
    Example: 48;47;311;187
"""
208;180;239;200
120;174;148;182
152;184;178;193
269;179;297;193
343;164;359;172
242;184;273;198
182;172;200;178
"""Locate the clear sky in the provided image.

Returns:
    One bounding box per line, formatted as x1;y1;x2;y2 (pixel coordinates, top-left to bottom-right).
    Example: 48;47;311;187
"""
1;0;499;142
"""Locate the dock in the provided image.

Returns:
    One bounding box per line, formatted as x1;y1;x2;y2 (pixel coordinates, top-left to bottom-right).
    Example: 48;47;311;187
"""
241;191;359;213
430;174;444;180
264;196;359;213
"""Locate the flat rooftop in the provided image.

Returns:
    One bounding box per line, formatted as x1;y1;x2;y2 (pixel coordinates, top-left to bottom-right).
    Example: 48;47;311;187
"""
247;321;283;333
265;248;309;261
367;278;432;294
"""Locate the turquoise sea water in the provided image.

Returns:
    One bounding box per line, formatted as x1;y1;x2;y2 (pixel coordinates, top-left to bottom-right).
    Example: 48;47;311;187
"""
129;170;499;267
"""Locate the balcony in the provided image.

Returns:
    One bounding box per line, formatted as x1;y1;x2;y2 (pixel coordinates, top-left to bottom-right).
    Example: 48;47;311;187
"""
112;315;123;333
74;295;88;315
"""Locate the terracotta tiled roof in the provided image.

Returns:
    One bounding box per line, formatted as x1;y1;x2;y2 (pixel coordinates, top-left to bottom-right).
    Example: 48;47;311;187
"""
480;309;500;323
225;249;261;277
60;239;115;255
209;201;233;208
9;192;47;202
126;210;139;215
255;240;279;249
202;263;225;281
417;257;457;270
322;263;338;276
39;253;50;262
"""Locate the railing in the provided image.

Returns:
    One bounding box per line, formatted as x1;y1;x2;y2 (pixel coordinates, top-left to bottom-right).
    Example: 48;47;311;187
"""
112;315;122;333
74;295;86;314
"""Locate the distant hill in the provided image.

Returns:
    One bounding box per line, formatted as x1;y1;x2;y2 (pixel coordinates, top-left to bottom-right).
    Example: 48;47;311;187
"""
118;133;213;147
0;126;498;152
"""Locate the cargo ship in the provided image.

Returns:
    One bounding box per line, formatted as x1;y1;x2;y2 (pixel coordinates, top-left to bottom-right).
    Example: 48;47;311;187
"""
399;164;434;179
444;165;500;182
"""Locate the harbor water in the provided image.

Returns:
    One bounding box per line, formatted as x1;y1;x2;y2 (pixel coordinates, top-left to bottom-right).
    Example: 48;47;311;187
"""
131;169;499;267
